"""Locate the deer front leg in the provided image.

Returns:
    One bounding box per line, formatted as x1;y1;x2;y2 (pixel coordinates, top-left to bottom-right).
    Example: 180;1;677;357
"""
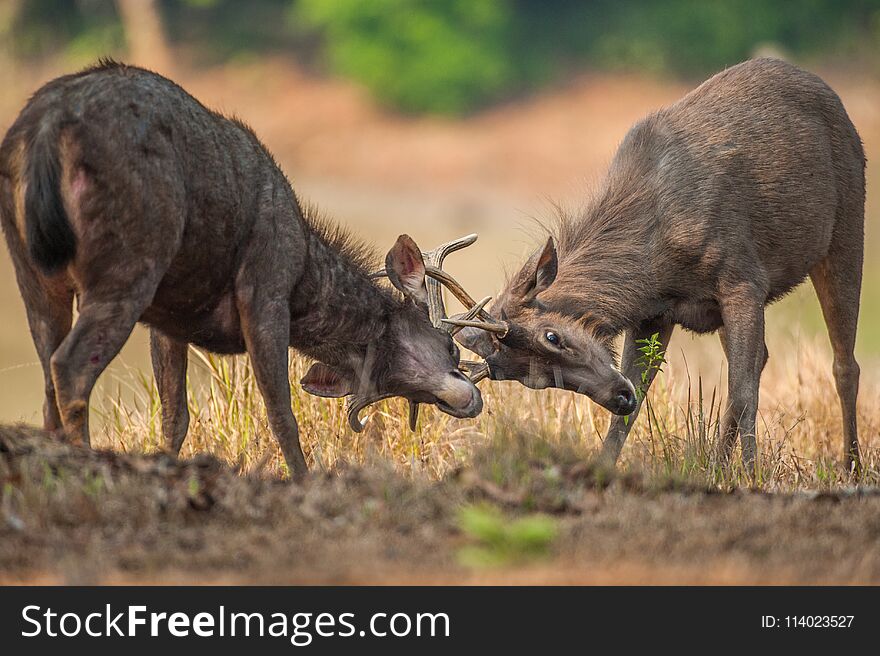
717;327;769;468
150;329;190;455
718;284;766;478
599;320;674;465
237;291;308;479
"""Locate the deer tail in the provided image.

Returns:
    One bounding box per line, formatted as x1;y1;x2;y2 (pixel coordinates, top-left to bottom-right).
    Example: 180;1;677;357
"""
24;119;76;272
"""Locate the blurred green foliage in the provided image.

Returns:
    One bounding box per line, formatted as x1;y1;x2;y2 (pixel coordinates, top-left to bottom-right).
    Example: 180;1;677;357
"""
4;0;880;113
4;0;124;61
295;0;518;114
457;503;557;568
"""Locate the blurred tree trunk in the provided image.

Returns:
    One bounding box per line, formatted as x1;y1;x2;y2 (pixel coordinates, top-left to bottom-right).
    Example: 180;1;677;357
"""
0;0;21;101
0;0;22;59
114;0;173;74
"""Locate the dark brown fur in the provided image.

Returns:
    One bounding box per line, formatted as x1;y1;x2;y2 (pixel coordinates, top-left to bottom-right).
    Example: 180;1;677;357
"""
459;59;864;473
0;61;481;478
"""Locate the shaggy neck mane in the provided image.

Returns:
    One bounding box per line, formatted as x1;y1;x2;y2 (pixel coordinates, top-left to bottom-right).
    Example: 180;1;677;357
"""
291;202;401;368
540;170;658;336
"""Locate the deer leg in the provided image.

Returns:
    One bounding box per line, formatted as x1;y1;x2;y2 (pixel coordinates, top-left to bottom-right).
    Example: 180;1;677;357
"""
719;328;768;371
50;292;154;447
717;286;766;478
19;283;73;435
717;327;768;457
237;293;307;479
3;220;74;435
810;254;862;473
150;329;190;455
599;320;674;464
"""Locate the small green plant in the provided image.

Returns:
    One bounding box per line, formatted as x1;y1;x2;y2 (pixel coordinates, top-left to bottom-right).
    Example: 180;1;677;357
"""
624;332;667;425
456;503;557;568
41;462;60;493
82;472;106;499
816;458;835;487
187;475;201;499
635;332;668;400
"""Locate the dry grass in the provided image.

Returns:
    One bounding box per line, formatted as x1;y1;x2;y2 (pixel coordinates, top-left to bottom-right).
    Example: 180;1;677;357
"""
92;333;880;492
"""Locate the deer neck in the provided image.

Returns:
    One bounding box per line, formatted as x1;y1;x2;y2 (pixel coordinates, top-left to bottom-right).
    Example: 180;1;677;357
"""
545;184;661;335
289;230;395;369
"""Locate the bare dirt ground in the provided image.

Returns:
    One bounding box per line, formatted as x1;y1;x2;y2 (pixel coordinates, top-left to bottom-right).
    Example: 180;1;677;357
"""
2;426;879;585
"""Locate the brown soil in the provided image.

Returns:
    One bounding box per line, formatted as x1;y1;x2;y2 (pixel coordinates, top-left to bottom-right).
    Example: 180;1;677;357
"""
2;425;878;585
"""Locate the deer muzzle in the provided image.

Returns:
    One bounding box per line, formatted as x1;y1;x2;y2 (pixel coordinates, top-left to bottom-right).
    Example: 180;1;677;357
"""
433;371;483;418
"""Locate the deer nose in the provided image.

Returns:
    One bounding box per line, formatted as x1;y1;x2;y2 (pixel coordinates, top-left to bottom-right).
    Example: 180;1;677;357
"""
437;370;478;409
614;388;637;415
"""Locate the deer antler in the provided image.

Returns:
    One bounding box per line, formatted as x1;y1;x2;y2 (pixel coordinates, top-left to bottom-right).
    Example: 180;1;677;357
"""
422;266;508;336
441;295;491;335
441;316;509;335
458;360;490;384
369;233;503;429
370;234;501;331
420;234;478;328
346;392;397;433
408;234;479;427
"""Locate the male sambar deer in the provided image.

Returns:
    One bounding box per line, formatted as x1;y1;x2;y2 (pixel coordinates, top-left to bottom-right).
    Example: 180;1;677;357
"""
0;61;485;479
454;59;865;474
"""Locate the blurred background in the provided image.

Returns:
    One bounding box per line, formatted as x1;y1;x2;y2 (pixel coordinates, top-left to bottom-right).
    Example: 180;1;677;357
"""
1;0;880;425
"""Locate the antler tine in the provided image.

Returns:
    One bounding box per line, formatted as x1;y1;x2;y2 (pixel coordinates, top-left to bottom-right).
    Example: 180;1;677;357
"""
445;296;492;336
424;265;507;330
467;295;492;315
459;360;490;384
370;235;480;330
422;234;478;329
442;317;509;335
424;233;479;261
346;392;397;433
423;266;479;314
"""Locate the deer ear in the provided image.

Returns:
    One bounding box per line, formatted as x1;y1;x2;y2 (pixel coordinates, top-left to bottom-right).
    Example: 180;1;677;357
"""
301;363;354;398
385;234;428;304
510;237;557;302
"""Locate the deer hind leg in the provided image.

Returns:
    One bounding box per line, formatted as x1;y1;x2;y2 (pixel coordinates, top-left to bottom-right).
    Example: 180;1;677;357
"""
718;284;766;479
150;329;190;455
599;319;674;465
51;280;159;447
810;250;862;473
1;200;74;435
21;279;74;435
31;287;73;435
49;236;167;447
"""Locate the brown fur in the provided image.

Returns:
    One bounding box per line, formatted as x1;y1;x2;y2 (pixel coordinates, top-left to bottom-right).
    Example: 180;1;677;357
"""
0;61;482;478
458;59;865;474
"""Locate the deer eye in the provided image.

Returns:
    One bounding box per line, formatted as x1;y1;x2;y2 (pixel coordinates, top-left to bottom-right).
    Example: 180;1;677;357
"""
544;330;561;346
